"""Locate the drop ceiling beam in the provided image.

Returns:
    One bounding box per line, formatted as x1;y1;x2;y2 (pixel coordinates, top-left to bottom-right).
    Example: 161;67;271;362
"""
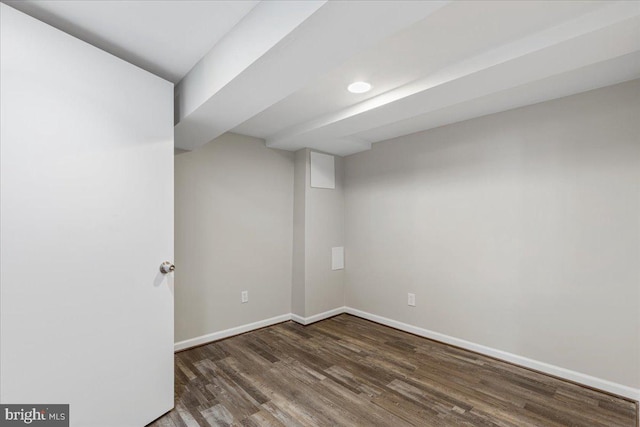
174;0;449;151
175;1;325;123
265;2;640;156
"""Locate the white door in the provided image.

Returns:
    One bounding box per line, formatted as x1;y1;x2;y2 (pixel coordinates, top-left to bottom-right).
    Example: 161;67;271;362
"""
0;4;174;426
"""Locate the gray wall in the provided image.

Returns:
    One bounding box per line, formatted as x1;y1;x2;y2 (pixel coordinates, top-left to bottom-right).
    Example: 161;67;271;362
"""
291;149;307;316
344;80;640;389
292;149;345;318
306;152;345;316
175;133;294;342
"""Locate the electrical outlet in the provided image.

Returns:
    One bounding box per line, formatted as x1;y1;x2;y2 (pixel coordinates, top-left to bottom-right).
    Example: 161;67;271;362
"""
241;291;248;303
408;293;416;307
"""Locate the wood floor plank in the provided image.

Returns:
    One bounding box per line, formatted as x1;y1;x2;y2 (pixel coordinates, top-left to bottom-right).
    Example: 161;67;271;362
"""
150;315;638;426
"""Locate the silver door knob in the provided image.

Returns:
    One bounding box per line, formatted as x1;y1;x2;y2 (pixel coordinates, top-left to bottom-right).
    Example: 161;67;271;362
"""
160;261;175;274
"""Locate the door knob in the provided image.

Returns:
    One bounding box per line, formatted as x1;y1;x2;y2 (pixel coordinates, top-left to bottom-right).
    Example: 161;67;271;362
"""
159;261;175;274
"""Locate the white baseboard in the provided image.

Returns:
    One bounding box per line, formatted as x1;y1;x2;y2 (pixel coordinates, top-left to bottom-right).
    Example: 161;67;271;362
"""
174;313;291;352
291;306;346;325
173;307;639;402
291;313;306;324
345;307;640;402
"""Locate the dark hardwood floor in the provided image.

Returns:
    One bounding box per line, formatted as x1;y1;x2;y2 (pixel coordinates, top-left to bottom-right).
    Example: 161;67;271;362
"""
150;314;638;427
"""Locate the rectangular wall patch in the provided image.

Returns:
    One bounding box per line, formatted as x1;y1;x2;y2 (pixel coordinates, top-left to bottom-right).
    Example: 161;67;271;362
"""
332;247;344;270
310;151;335;189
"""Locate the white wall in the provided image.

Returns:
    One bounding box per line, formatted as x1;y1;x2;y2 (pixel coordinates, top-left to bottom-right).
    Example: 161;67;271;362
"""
174;133;294;343
344;80;640;390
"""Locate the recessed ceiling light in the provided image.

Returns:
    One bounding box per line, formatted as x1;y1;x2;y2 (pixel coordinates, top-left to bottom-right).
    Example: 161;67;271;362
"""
347;81;371;94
